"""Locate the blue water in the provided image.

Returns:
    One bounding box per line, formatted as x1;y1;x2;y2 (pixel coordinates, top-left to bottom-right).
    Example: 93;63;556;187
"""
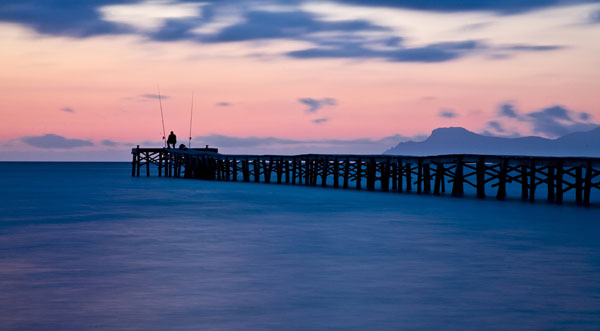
1;162;600;330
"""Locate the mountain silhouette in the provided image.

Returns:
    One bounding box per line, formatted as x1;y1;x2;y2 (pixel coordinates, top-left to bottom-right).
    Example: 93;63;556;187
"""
384;127;600;156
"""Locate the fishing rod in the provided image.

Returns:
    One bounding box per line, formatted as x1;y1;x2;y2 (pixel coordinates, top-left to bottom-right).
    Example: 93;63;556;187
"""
157;85;167;148
189;92;194;149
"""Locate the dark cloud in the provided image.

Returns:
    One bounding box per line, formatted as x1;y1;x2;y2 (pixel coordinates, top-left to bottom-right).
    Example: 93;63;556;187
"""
332;0;600;14
60;107;74;113
101;139;118;147
288;39;482;63
0;1;567;64
590;9;600;23
21;134;94;149
526;105;597;137
486;120;505;133
579;112;591;121
200;10;386;43
0;0;134;38
498;103;520;118
141;94;169;99
312;118;329;124
299;97;336;113
216;102;231;107
438;109;458;118
493;103;598;137
2;0;597;43
502;44;563;51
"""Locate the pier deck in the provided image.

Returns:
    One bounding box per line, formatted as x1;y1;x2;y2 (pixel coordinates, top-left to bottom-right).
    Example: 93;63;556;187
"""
132;147;600;206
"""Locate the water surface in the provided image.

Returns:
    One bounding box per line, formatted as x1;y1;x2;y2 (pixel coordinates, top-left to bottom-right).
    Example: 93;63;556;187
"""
1;162;599;330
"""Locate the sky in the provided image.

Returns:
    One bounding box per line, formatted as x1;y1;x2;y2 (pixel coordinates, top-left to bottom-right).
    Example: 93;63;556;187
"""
1;0;599;160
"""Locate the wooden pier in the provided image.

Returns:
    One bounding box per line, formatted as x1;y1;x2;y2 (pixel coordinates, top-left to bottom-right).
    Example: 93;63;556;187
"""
132;147;600;206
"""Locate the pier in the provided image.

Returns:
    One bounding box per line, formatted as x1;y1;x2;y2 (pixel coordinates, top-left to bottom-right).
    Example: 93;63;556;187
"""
132;147;600;206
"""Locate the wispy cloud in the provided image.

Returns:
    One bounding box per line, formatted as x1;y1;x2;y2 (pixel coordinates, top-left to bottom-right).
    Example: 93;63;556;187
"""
141;94;169;99
492;102;598;137
299;97;336;113
60;107;74;113
312;118;329;124
438;109;458;118
486;120;506;133
101;139;119;147
216;102;231;107
21;134;94;149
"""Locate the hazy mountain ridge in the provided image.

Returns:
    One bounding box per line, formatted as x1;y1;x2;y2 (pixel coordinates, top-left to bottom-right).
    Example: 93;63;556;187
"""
384;127;600;156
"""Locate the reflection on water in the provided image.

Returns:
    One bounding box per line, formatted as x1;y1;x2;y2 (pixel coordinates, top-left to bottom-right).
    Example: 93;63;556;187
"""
1;162;599;330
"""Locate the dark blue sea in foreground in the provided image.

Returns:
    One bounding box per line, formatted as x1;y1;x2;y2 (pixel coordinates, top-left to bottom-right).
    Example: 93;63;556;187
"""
1;162;600;330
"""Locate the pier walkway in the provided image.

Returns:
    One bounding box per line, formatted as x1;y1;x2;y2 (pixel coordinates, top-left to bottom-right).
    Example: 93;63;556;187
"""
132;147;600;206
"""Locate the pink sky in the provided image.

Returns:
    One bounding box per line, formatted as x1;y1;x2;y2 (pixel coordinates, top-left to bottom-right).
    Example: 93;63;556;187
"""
1;1;599;159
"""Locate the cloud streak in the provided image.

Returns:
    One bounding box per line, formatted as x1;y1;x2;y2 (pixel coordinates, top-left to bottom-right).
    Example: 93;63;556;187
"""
299;97;336;113
493;102;598;137
0;1;568;64
439;109;458;118
21;134;94;149
141;94;169;99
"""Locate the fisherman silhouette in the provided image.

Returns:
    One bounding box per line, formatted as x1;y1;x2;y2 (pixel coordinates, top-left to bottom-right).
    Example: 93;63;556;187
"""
167;131;177;148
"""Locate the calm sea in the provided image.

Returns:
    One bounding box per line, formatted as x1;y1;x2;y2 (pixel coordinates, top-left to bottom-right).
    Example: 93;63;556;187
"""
1;162;600;330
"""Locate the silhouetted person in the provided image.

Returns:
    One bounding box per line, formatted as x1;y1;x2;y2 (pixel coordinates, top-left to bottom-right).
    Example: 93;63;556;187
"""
167;131;177;148
179;144;187;150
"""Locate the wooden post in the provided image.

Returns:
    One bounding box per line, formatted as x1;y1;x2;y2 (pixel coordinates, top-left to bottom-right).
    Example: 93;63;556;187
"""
243;158;250;182
146;151;150;177
285;158;290;184
417;160;423;194
304;157;310;186
476;157;485;198
318;157;325;187
583;162;592;206
333;157;339;188
423;162;431;194
343;158;350;189
312;159;318;186
576;166;583;204
217;157;222;180
496;159;507;200
254;159;260;183
451;157;463;197
261;159;269;183
277;156;283;184
521;165;528;200
391;162;398;191
291;157;297;184
158;152;163;177
232;157;238;181
405;163;412;192
434;163;443;195
382;158;390;192
397;160;403;193
556;162;563;204
131;147;138;177
529;160;536;202
356;158;362;190
547;165;555;202
367;157;376;191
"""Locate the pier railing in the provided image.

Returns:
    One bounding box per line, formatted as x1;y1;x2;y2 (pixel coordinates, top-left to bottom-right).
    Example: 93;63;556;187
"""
132;147;600;206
